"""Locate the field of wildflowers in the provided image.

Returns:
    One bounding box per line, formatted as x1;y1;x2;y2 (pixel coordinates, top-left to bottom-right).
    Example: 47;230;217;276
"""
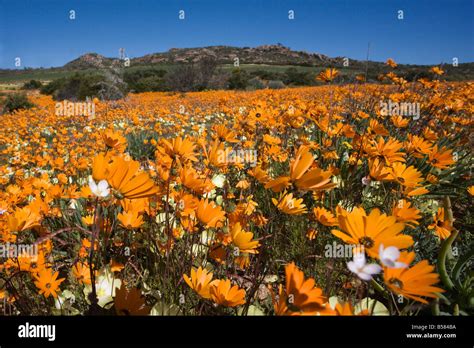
0;67;472;316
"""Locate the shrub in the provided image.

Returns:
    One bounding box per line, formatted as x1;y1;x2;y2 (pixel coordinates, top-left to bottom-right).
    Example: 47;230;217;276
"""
165;58;219;92
41;73;101;101
267;80;286;89
132;76;167;92
40;79;62;96
249;69;284;81
165;65;199;92
207;71;230;90
2;93;35;113
195;56;218;89
247;77;266;90
22;79;43;90
227;68;249;90
284;68;312;86
41;71;127;101
123;67;167;92
403;70;432;82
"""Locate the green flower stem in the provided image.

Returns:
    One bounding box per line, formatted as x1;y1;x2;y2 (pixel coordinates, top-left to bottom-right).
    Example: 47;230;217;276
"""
431;298;440;316
371;279;389;299
437;196;458;291
453;303;459;316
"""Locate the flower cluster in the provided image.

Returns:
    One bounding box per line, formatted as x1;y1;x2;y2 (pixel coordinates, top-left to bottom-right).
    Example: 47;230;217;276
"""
0;65;472;316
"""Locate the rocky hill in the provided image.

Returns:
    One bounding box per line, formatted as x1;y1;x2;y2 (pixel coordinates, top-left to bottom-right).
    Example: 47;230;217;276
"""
63;53;117;70
63;44;376;69
133;44;341;65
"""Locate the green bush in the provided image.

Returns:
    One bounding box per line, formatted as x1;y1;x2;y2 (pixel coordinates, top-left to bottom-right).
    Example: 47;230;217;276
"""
164;65;199;92
228;68;249;90
247;77;266;90
22;79;43;90
123;67;167;92
164;58;218;92
2;93;35;113
41;72;127;101
284;68;312;86
132;76;167;92
41;73;100;100
268;80;286;89
249;69;284;81
40;79;62;96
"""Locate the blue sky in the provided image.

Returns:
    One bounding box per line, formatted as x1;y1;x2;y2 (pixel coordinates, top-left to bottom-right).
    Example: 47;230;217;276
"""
0;0;473;68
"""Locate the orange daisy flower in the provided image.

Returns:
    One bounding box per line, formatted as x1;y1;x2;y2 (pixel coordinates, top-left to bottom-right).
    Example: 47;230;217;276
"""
210;279;246;307
118;209;144;229
384;251;444;303
313;206;338;226
107;156;159;199
158;136;198;164
196;199;225;228
428;145;455;169
72;262;93;285
229;222;260;254
388;162;424;189
7;206;41;232
317;68;339;82
428;207;452;240
332;206;413;258
391;200;421;227
102;129;127;153
365;137;405;165
33;268;65;298
272;192;307;215
281;262;333;315
183;267;218;299
265;145;335;193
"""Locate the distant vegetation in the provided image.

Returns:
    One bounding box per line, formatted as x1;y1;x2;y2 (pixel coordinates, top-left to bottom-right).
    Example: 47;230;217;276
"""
1;45;473;99
18;60;474;101
41;71;127;101
123;66;167;92
35;59;326;99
